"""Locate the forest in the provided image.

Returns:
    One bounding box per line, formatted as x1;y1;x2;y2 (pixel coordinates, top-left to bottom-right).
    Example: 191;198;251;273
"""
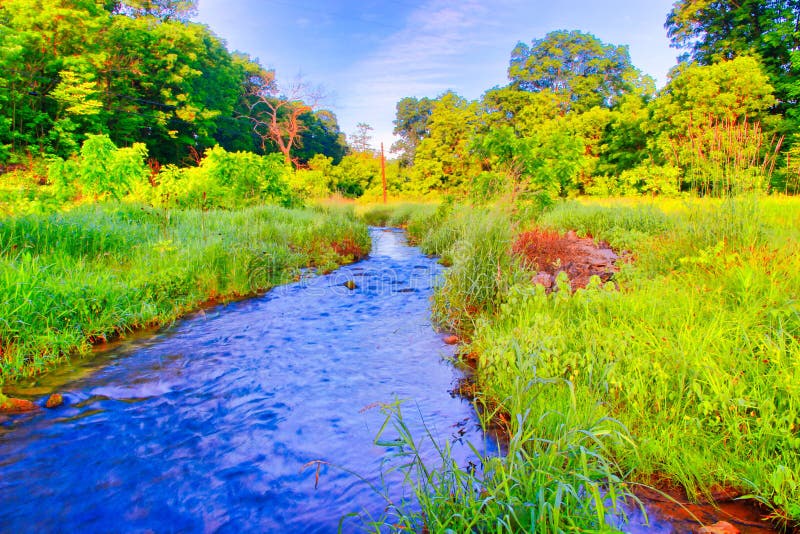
1;0;798;208
1;0;799;532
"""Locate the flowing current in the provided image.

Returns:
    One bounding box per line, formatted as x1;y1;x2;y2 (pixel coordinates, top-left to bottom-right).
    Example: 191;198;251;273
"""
0;228;490;532
0;227;773;533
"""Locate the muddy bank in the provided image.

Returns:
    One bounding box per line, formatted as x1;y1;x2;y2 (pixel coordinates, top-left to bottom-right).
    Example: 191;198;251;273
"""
628;482;789;533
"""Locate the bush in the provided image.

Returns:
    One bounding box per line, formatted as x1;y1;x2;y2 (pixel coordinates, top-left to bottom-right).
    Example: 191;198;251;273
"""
132;146;297;209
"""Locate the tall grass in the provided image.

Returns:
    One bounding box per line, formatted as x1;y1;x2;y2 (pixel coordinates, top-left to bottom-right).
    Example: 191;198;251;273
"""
369;388;639;533
471;196;800;526
668;116;783;196
362;196;800;528
429;208;520;334
0;203;369;383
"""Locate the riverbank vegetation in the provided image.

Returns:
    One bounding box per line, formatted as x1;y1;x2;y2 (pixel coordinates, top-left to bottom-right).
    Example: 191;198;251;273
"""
363;196;800;530
0;203;369;383
354;6;800;527
2;0;800;530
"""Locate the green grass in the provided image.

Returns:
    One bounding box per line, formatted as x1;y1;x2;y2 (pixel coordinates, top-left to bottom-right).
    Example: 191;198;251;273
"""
368;389;637;533
0;202;370;384
359;202;437;228
364;196;800;530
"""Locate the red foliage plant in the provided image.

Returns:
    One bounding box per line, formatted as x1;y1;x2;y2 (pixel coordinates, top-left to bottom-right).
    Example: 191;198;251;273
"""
512;229;573;272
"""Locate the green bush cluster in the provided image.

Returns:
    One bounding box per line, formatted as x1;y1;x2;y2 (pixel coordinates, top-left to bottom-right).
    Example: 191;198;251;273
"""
38;136;299;212
134;146;297;209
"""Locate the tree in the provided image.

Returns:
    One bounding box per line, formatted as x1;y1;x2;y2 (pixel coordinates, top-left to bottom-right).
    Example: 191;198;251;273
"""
508;30;642;113
413;91;480;191
246;72;320;166
666;0;800;127
350;122;374;153
472;124;585;200
0;0;257;164
392;96;433;166
213;52;268;154
649;56;780;194
0;0;110;159
649;56;777;137
480;86;547;133
293;109;347;165
595;94;652;177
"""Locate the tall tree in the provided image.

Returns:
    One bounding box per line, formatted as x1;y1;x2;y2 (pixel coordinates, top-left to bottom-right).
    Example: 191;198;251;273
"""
0;0;110;158
391;96;433;166
413;91;480;191
349;122;374;153
293;109;347;165
480;85;564;136
246;73;320;166
508;30;641;113
648;56;779;193
666;0;800;127
0;0;257;163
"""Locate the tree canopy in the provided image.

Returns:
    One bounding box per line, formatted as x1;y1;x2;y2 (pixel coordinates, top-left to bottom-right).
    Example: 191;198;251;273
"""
666;0;800;128
388;18;789;200
0;0;342;166
392;96;433;166
508;30;641;112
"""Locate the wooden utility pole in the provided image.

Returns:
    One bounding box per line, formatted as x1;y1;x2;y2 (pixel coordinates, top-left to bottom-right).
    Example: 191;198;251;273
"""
380;142;387;204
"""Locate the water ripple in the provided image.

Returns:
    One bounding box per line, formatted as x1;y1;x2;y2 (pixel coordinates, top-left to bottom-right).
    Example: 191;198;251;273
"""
0;228;491;532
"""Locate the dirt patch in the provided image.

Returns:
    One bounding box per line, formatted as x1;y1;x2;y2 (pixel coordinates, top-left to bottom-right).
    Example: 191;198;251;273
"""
632;480;788;533
512;229;620;289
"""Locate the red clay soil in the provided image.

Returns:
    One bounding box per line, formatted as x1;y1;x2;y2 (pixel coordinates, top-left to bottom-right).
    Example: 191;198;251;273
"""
633;480;792;533
512;228;619;289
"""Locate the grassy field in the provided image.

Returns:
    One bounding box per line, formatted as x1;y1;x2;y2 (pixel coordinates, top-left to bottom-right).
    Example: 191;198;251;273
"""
363;196;800;531
0;203;370;385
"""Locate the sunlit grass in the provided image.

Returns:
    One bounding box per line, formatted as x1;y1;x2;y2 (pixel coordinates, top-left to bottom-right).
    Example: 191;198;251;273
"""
366;195;800;529
0;203;370;384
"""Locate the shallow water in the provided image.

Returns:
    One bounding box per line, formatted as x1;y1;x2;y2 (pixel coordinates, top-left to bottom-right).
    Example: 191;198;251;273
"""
0;228;781;533
0;228;491;532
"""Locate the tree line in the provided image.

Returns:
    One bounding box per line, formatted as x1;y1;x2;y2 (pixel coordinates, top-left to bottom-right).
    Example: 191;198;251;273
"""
0;0;347;167
2;0;797;202
389;1;799;199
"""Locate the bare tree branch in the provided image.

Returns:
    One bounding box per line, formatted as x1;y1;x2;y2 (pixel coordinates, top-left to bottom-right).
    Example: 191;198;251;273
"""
245;73;325;167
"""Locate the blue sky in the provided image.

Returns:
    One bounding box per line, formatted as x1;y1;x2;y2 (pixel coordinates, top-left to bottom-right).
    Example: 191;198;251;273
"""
195;0;679;151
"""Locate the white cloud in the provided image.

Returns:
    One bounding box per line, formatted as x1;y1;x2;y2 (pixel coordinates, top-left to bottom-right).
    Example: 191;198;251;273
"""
337;0;512;149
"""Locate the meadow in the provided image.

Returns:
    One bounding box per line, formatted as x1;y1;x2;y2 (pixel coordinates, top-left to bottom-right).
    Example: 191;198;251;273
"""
363;196;800;531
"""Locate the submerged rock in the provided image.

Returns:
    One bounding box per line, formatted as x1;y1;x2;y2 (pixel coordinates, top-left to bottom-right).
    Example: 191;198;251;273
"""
698;521;740;534
0;397;39;414
45;393;64;409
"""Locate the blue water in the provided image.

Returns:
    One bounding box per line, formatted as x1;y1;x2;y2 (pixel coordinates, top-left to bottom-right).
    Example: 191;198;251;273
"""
0;228;490;532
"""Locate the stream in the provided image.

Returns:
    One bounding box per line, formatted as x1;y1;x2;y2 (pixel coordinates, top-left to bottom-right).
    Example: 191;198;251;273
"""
0;228;780;533
0;228;490;532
